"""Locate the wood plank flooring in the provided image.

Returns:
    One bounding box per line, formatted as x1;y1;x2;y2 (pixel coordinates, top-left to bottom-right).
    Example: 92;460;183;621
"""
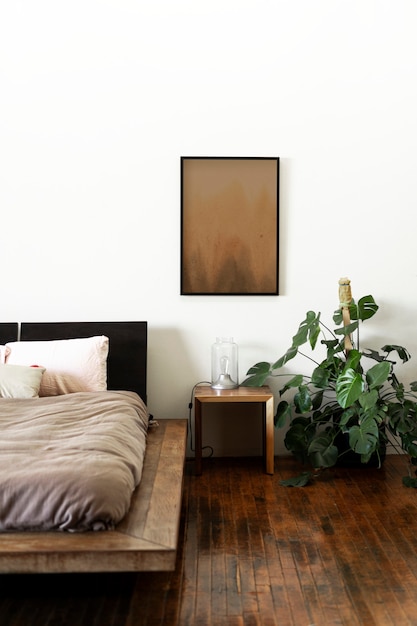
2;455;417;625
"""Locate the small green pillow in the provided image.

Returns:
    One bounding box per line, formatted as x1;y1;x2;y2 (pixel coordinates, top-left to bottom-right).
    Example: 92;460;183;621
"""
0;364;45;399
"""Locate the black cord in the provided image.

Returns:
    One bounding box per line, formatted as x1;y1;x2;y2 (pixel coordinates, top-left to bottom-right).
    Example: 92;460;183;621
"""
188;381;214;458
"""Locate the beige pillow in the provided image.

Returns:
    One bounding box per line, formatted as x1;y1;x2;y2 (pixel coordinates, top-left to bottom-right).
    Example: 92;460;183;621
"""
0;364;45;399
6;336;109;396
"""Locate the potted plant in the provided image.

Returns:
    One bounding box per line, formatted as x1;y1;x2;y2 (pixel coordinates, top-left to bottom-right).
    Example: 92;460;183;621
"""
242;279;417;487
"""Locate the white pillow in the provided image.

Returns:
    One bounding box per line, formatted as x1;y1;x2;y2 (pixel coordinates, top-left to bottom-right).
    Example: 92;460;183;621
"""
0;364;45;399
5;336;109;396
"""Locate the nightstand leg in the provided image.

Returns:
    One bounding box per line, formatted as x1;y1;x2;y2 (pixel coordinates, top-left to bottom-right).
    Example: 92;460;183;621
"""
264;397;274;474
195;399;202;475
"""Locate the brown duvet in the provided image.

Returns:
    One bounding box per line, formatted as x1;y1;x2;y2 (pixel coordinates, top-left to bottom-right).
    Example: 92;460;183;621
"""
0;390;148;532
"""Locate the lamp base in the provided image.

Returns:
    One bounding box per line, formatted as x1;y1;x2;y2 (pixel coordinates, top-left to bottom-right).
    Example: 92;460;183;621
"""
211;374;238;390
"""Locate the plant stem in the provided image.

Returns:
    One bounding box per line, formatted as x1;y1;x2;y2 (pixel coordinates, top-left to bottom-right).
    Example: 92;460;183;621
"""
297;350;320;366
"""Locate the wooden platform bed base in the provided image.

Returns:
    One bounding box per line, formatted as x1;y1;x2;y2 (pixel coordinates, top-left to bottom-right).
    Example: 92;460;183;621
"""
0;322;187;574
0;419;187;574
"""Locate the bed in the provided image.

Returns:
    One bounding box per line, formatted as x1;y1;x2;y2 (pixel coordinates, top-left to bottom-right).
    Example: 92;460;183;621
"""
0;321;187;573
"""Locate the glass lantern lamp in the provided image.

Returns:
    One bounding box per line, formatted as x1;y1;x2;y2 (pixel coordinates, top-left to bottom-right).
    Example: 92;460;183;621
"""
211;337;238;389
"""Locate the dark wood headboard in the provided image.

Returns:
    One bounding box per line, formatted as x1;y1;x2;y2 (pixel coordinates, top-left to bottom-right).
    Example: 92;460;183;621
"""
0;321;147;404
0;323;18;344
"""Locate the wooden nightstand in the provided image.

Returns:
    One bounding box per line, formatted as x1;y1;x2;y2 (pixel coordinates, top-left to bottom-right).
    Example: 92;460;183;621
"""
194;385;275;475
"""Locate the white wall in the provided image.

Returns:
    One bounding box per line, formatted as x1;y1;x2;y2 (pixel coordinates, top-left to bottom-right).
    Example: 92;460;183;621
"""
2;0;417;457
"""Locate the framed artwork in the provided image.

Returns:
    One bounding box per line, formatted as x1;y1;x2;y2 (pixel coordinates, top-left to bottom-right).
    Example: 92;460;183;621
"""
181;157;279;295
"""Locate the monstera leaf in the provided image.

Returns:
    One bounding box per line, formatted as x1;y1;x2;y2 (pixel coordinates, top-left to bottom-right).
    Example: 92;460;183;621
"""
274;400;291;427
280;472;313;487
242;361;271;386
308;434;339;468
366;361;391;389
336;368;364;408
294;385;312;414
348;416;379;455
352;295;379;321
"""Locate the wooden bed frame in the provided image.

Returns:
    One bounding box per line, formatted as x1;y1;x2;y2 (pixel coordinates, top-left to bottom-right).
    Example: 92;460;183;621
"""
0;322;187;574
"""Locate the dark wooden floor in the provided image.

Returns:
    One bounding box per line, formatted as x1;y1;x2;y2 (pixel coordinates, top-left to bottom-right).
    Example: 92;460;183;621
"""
1;455;417;625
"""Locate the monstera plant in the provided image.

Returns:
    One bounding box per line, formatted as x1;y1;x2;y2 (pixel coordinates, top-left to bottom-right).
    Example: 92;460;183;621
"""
242;279;417;487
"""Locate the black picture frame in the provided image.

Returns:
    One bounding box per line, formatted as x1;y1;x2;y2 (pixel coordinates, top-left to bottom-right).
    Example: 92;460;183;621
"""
181;156;279;295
